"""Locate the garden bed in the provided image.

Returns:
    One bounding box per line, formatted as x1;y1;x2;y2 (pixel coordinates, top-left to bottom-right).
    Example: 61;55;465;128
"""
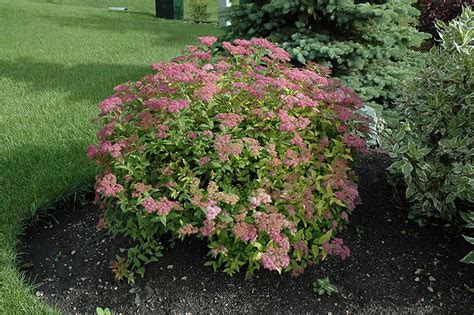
20;153;473;313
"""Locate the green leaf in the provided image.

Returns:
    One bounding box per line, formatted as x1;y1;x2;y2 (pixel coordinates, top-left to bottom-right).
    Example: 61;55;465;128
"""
401;162;413;178
460;250;474;264
316;230;333;245
159;215;167;226
462;235;474;245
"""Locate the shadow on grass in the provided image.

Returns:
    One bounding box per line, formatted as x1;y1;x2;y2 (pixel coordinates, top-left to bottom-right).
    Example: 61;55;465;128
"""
0;58;151;103
0;140;96;214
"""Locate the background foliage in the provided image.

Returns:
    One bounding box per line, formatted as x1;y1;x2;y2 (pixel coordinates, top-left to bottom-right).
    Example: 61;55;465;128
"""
223;0;430;119
389;7;473;226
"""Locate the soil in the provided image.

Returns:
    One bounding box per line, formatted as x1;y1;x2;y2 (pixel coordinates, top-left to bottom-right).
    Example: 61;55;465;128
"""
20;153;474;314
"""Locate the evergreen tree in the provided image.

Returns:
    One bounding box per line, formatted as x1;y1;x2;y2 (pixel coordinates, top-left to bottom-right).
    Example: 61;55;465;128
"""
224;0;430;113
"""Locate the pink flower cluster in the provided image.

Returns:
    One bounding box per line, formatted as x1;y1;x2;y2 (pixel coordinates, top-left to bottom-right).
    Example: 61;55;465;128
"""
214;135;242;162
342;134;367;154
144;97;189;113
194;82;221;102
199;36;218;46
95;174;123;197
143;197;179;215
278;110;311;132
250;189;272;208
98;96;122;115
326;159;360;210
206;203;222;220
215;113;244;128
178;223;199;236
260;247;290;271
322;238;351;260
233;222;258;243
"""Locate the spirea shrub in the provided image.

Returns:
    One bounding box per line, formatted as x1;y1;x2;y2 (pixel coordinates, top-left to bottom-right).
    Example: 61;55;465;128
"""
88;37;368;281
389;7;473;223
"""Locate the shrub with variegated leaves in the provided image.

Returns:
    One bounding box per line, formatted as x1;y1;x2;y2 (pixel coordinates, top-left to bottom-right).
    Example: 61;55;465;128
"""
88;37;368;281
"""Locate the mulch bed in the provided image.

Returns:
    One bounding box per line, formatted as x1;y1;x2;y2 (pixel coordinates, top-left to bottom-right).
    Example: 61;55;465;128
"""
20;153;474;313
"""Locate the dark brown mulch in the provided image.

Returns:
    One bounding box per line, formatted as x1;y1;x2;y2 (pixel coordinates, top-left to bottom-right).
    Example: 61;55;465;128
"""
20;153;474;313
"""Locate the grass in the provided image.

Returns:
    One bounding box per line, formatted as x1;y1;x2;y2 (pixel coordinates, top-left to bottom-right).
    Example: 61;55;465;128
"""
0;0;219;312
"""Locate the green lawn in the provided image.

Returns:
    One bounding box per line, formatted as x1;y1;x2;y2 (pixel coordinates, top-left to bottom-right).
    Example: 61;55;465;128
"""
0;0;219;312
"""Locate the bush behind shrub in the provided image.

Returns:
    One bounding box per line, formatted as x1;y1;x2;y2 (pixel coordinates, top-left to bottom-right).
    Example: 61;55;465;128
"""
223;0;430;114
389;6;473;223
190;0;211;23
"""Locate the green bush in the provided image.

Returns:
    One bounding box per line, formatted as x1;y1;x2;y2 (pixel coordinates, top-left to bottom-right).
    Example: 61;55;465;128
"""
89;37;368;281
223;0;430;114
389;6;473;223
189;0;211;23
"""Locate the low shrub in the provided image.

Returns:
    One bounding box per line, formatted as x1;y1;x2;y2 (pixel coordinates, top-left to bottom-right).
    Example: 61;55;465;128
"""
418;1;472;40
389;6;473;223
88;37;368;281
189;0;211;23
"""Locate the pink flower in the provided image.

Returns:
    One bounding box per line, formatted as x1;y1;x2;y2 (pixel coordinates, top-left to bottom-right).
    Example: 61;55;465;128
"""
199;156;211;166
250;197;260;208
95;174;123;197
178;223;199;236
215;113;244;128
303;187;314;220
322;238;351;260
202;130;213;137
278;110;296;132
214;135;242;162
206;204;222;220
87;145;98;160
249;38;291;62
187;131;197;139
287;205;296;216
98;96;122;115
340;211;349;222
342;134;367;153
284;149;299;167
167;99;189;113
215;60;230;72
200;219;216;237
114;84;129;93
144;97;169;110
210;244;228;256
222;41;251;56
202;63;214;71
337;107;354;121
234;222;258;243
194;83;221;103
143;197;159;213
198;36;217;46
253;212;288;240
260;247;290;271
291;133;305;148
294;240;309;254
143;197;179;215
96;123;115;140
122;93;136;103
156;124;169;139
